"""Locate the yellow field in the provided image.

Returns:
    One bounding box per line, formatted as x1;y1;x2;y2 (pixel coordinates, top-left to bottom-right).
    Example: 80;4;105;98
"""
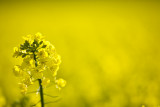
0;1;160;107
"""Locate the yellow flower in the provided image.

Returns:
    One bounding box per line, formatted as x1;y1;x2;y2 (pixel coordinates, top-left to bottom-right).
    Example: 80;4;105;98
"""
34;32;44;41
31;68;43;79
37;64;46;71
21;56;35;68
39;58;48;66
13;47;20;57
53;70;58;77
46;44;56;54
55;78;66;90
41;77;50;87
49;65;59;76
22;76;33;86
19;83;27;94
46;55;61;68
13;65;22;76
43;41;51;46
37;48;48;59
54;55;61;65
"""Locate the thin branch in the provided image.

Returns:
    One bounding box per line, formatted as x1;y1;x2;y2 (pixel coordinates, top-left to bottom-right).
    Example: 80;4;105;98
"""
44;98;62;105
31;100;40;106
44;93;59;98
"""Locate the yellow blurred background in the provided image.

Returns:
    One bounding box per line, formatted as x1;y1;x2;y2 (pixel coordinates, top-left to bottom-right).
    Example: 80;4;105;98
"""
0;0;160;107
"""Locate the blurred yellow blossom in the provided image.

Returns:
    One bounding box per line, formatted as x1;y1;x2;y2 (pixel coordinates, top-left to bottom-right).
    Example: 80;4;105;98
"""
0;89;6;107
55;78;66;90
19;83;28;94
13;65;22;76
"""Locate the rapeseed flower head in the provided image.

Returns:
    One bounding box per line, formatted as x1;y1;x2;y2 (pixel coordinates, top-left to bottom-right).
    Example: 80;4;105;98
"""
13;33;66;94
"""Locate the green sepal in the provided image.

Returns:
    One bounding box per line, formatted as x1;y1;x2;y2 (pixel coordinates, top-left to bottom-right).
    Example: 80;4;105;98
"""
42;45;47;48
22;54;27;58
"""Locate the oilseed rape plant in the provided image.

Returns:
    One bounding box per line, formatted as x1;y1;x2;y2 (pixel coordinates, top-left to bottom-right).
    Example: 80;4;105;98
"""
13;33;66;107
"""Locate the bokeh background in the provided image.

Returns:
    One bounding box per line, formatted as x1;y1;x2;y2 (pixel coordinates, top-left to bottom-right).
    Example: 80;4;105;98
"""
0;0;160;107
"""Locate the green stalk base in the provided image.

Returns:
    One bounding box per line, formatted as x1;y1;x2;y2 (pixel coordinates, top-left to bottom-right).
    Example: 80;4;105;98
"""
38;79;44;107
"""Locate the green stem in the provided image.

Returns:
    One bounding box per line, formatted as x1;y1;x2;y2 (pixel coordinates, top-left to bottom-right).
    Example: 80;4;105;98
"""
38;79;44;107
33;52;44;107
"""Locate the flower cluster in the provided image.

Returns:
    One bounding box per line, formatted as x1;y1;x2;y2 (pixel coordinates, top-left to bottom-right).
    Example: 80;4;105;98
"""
13;33;66;94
